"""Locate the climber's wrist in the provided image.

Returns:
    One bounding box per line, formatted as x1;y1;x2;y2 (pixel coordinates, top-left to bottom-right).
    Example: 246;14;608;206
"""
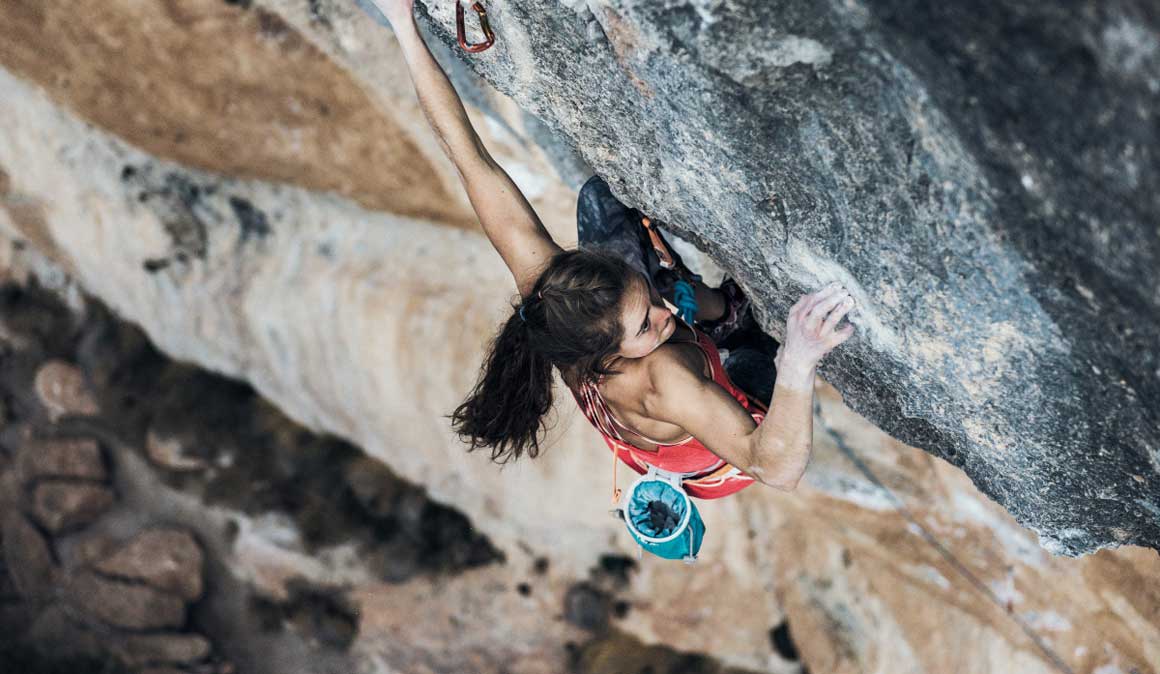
388;12;419;35
773;358;815;393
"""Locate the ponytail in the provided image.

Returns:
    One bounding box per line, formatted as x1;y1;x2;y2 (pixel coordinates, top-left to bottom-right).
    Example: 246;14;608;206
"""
450;307;555;464
450;250;634;464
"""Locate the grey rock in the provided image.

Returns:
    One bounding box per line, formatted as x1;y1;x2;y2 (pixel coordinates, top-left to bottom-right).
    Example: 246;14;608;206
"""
416;0;1160;555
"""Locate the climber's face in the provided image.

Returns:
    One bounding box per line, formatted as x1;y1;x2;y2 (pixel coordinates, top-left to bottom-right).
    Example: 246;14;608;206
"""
616;274;676;359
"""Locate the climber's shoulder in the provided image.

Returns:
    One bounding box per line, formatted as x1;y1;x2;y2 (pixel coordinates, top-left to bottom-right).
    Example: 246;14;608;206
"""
638;340;715;411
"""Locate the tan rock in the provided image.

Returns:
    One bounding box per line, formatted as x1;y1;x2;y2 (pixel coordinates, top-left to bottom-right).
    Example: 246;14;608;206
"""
110;633;212;667
94;529;204;601
30;481;114;533
32;360;99;421
64;569;185;630
1;511;57;600
145;428;208;472
17;436;106;483
0;0;477;230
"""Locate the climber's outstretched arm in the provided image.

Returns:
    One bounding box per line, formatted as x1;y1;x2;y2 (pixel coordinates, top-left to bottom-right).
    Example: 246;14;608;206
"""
376;0;561;297
646;284;855;490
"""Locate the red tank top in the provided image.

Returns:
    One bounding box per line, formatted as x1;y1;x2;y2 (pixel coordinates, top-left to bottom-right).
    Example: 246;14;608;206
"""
572;324;764;501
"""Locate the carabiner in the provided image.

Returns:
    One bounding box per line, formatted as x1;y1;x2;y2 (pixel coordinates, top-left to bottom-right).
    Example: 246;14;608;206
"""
456;1;495;53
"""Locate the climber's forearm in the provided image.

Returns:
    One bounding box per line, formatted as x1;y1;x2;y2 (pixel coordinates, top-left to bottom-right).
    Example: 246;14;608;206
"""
746;362;815;490
392;17;492;171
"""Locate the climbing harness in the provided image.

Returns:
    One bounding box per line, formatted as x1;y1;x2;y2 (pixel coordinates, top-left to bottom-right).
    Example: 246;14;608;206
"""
611;465;706;564
456;1;495;53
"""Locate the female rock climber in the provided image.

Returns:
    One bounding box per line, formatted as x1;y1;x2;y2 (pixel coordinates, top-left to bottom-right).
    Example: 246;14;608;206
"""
374;0;856;499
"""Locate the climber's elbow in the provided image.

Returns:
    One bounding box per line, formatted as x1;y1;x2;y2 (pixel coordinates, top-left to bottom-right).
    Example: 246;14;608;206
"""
780;476;804;491
745;437;806;491
764;473;802;492
744;460;801;491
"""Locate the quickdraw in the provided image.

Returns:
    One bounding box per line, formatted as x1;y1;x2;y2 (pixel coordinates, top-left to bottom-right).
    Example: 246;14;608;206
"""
640;215;698;320
456;1;495;53
640;217;676;270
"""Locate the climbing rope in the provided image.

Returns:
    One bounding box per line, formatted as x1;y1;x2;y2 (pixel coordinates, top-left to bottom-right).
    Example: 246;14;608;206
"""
814;403;1077;674
671;280;698;324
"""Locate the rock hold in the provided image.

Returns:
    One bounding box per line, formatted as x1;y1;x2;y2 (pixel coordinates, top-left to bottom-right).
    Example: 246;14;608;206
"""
30;481;114;533
94;528;205;601
33;360;100;421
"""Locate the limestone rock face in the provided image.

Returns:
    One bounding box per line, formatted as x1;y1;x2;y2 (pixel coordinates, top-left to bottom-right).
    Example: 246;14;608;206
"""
402;0;1160;556
1;1;1160;673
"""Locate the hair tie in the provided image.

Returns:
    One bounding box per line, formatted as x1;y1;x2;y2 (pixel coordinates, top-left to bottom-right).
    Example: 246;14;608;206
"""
519;305;528;322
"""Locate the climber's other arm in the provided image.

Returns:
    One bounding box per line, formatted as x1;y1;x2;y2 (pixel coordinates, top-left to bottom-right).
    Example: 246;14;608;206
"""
647;283;855;490
376;0;561;298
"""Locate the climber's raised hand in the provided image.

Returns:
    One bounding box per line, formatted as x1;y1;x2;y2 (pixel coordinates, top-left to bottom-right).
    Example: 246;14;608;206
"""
775;282;856;378
370;0;416;27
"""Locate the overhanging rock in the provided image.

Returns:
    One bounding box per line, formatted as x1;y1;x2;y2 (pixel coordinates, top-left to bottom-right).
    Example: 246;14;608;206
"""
414;0;1159;555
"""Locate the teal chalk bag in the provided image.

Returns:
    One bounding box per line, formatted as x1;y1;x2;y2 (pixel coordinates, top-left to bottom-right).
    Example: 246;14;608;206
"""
614;466;706;564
